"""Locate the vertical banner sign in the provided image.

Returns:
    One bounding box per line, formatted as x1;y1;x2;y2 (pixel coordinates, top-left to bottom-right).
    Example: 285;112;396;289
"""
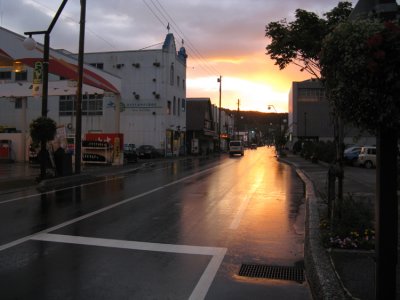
32;62;43;97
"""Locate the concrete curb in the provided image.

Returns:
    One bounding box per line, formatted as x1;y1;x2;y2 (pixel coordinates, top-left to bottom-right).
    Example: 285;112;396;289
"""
279;157;350;300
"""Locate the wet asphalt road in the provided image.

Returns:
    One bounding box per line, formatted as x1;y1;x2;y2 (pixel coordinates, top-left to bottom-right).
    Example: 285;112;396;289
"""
0;147;312;299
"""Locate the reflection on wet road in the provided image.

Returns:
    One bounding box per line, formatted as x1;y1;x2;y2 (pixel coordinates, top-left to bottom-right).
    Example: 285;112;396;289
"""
0;147;311;299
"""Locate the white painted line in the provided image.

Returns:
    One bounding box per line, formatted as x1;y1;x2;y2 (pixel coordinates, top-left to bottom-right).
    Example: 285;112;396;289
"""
31;233;225;256
31;233;227;300
0;160;233;205
0;175;123;204
0;162;235;252
229;184;258;230
189;247;227;300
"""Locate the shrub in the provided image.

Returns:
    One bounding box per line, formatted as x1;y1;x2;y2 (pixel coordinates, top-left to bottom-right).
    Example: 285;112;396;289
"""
30;117;57;143
321;194;375;250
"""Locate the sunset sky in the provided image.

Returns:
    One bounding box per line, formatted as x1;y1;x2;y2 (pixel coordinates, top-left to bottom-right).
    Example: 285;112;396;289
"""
1;0;359;112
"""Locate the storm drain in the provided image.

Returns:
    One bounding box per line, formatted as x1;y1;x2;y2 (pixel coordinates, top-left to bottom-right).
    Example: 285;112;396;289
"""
238;264;305;282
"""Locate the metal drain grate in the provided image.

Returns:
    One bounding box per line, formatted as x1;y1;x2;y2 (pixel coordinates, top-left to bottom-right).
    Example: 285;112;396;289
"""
238;264;305;282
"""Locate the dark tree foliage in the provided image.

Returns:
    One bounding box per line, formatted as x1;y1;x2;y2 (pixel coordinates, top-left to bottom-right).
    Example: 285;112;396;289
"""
320;19;400;133
265;1;352;78
30;116;57;143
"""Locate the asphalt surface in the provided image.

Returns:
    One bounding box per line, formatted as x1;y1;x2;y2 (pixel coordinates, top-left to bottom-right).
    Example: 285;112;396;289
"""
0;151;398;299
0;152;312;300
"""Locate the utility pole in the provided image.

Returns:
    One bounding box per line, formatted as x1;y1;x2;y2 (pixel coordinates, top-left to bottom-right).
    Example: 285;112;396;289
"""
236;99;240;139
74;0;86;174
217;76;222;152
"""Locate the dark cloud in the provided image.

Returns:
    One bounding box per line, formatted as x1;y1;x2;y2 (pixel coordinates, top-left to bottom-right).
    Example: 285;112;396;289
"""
2;0;357;54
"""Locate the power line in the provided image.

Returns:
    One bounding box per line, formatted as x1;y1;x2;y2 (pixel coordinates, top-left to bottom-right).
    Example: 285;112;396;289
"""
144;0;221;77
28;0;117;49
152;0;220;76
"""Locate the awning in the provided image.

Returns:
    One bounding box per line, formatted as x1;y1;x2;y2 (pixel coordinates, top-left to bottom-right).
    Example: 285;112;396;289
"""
0;27;121;94
0;80;104;98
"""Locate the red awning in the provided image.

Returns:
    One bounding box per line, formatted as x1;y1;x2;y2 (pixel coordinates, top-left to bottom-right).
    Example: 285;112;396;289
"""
19;57;119;94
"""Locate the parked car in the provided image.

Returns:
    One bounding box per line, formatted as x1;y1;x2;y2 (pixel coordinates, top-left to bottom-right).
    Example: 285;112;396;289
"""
343;146;361;165
229;140;244;156
250;143;257;150
358;146;376;169
123;144;138;163
137;145;159;159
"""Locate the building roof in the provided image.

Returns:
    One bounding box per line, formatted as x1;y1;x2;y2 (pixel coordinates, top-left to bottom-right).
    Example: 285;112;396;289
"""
0;27;121;94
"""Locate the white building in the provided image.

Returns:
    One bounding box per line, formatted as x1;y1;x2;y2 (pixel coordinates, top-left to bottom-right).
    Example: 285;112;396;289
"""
80;33;187;156
0;27;187;160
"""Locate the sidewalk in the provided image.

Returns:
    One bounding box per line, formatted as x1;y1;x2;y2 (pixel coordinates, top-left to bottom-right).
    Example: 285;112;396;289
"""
278;153;394;300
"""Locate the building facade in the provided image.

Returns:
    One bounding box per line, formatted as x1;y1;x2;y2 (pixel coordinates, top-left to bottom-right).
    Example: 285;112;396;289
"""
0;28;187;160
80;33;187;156
186;98;234;154
288;79;375;150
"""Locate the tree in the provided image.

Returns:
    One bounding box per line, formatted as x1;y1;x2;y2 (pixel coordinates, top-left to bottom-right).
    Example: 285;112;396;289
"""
265;2;353;207
320;17;400;299
30;116;57;144
30;116;57;179
321;19;400;132
265;1;352;78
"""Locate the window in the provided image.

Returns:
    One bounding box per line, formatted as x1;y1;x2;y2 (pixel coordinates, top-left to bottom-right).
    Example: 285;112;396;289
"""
298;88;325;102
173;97;176;115
82;94;103;115
59;96;74;116
177;76;180;87
167;101;171;115
178;98;180;116
0;71;11;80
15;98;24;109
183;79;186;90
59;94;103;116
90;63;104;70
181;99;186;112
170;64;174;85
15;71;28;81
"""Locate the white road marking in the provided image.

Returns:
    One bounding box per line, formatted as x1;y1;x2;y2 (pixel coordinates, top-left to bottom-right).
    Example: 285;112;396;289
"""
229;184;258;230
31;233;227;300
0;162;235;252
0;161;235;298
0;161;234;205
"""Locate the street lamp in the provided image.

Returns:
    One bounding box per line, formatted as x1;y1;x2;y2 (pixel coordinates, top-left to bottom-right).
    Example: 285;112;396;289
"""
267;104;277;113
24;0;68;117
23;0;68;179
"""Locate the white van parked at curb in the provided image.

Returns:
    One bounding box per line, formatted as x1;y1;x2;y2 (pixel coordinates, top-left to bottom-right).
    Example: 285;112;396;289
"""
358;146;376;169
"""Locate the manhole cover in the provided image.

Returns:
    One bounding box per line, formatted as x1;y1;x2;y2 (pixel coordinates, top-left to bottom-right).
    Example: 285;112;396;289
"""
238;264;305;282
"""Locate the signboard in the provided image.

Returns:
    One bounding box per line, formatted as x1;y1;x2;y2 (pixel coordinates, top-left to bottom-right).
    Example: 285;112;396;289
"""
191;138;199;154
32;61;42;97
85;133;124;164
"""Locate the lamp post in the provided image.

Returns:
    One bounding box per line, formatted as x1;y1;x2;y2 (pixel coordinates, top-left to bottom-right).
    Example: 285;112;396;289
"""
268;104;286;150
24;0;68;179
217;76;222;152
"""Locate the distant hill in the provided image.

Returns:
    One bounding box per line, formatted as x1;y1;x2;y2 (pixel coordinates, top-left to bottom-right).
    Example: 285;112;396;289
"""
224;109;288;135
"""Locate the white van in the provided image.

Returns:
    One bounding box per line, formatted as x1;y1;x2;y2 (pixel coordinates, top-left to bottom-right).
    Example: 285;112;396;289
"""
358;146;376;169
229;140;244;156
